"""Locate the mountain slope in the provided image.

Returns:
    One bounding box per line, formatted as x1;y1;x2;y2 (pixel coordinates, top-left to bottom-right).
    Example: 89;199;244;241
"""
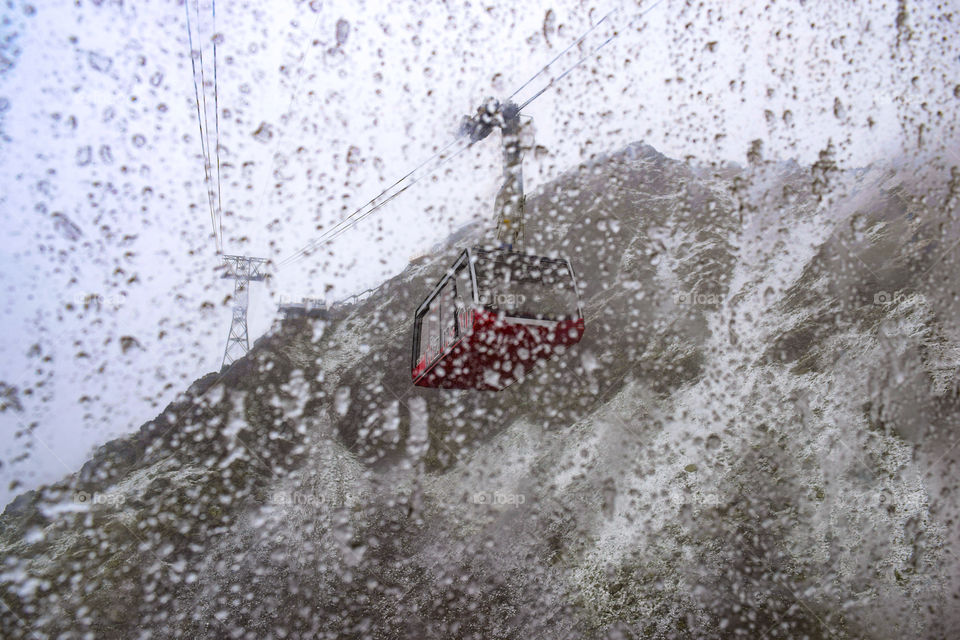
2;143;959;639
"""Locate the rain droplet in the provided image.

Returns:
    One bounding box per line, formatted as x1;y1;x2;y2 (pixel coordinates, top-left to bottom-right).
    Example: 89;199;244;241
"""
132;134;146;148
99;145;113;164
543;9;556;44
335;387;351;416
601;478;616;519
336;19;350;47
150;72;163;87
309;0;322;12
76;145;92;166
252;122;273;143
833;97;846;119
88;51;112;73
212;33;225;46
850;213;867;241
51;212;82;240
762;286;776;306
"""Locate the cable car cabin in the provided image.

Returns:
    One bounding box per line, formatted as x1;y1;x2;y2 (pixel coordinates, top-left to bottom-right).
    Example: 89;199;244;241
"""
411;247;585;391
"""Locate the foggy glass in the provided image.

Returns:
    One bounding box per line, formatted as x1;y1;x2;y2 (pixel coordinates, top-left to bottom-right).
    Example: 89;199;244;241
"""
1;1;958;638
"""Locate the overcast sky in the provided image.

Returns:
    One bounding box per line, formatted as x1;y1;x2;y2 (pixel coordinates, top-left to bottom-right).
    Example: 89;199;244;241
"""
0;0;956;505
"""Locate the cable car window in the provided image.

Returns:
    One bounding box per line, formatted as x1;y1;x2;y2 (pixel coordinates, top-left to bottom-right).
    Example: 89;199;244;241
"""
415;293;442;366
474;251;579;320
456;264;472;334
427;297;441;361
414;300;431;367
441;279;456;350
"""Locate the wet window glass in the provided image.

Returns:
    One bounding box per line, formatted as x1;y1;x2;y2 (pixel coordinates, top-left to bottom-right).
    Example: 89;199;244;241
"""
474;250;580;320
1;1;958;638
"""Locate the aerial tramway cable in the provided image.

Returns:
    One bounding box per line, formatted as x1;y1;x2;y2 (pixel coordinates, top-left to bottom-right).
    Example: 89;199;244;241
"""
296;140;475;254
212;0;224;252
506;9;614;103
280;30;617;267
518;33;616;111
184;0;223;255
251;10;324;226
193;0;219;253
278;135;469;267
280;0;666;268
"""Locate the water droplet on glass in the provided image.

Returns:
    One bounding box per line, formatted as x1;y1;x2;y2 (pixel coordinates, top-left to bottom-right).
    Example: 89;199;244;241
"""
602;478;616;519
252;122;273;143
76;146;92;166
88;51;112;73
850;213;867;241
762;286;776;306
336;19;350;47
51;212;82;240
833;97;846;119
543;9;556;44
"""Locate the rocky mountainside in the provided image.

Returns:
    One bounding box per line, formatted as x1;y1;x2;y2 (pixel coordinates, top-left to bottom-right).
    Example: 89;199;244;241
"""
2;142;959;639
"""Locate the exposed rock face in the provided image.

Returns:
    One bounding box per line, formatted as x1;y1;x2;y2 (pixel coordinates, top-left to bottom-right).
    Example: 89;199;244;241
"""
2;143;958;639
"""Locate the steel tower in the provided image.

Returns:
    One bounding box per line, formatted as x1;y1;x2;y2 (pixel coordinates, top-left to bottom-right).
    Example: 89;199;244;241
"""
221;255;268;368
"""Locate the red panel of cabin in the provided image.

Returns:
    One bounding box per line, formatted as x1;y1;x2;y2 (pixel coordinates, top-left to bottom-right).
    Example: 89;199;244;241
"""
412;309;585;391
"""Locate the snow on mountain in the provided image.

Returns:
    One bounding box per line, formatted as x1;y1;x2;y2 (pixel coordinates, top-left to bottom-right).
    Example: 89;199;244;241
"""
2;142;958;639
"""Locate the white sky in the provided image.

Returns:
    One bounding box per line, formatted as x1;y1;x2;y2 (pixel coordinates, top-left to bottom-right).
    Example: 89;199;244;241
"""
0;0;956;504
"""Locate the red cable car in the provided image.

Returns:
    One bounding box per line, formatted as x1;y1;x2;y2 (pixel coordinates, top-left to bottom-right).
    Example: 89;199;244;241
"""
410;99;586;390
412;247;585;391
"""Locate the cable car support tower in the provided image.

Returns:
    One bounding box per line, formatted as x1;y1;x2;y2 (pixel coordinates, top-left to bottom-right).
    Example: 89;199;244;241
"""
184;0;270;370
221;255;268;368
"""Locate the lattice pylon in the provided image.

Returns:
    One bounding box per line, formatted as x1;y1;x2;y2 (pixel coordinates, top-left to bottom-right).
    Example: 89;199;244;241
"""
221;255;268;369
